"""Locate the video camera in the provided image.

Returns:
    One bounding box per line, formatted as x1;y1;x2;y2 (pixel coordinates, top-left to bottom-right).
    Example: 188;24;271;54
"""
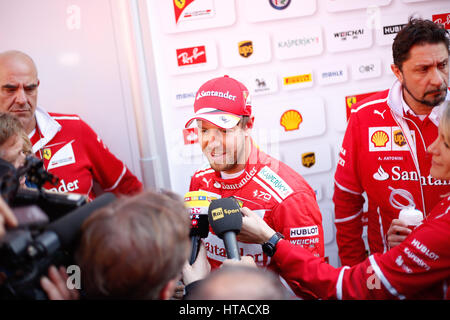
0;156;115;299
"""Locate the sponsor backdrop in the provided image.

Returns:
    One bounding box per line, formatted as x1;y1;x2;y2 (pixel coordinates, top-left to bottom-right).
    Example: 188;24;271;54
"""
146;0;450;267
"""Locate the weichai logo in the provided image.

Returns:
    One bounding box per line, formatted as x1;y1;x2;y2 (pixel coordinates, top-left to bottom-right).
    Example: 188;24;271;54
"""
176;46;207;67
333;29;364;40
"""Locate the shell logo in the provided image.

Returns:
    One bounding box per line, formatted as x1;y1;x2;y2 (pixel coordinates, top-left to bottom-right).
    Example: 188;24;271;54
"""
280;110;302;131
371;130;389;147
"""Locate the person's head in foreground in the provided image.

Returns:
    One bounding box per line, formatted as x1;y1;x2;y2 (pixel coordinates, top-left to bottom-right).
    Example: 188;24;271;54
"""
187;265;289;300
76;190;190;299
185;75;254;175
0;112;27;168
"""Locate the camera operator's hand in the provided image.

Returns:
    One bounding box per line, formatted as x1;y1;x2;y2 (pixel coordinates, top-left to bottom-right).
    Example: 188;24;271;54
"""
0;196;18;237
40;266;80;300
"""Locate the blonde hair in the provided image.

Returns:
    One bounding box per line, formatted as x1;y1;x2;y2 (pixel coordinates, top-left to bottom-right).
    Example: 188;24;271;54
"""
21;131;32;155
441;102;450;146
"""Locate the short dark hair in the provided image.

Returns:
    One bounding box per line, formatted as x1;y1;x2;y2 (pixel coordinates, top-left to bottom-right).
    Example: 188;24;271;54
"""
392;17;450;70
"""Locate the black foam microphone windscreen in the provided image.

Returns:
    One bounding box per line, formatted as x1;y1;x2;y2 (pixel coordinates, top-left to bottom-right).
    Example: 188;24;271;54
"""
208;197;242;260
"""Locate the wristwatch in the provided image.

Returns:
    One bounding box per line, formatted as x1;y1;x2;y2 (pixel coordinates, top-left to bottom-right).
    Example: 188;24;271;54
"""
262;232;284;257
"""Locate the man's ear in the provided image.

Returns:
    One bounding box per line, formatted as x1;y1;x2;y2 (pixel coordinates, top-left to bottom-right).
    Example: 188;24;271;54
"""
391;64;403;83
246;116;255;130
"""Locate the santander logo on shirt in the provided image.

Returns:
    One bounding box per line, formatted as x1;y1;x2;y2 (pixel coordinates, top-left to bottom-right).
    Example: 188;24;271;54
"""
373;165;450;186
48;178;80;193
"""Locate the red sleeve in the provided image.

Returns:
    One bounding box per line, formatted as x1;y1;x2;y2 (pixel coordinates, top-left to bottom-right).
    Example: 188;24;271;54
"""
273;207;450;300
80;120;142;196
267;191;325;299
333;112;367;266
370;210;450;299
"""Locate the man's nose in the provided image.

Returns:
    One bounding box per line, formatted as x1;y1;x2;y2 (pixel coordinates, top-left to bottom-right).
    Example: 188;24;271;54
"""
429;67;445;88
14;88;27;105
204;130;221;147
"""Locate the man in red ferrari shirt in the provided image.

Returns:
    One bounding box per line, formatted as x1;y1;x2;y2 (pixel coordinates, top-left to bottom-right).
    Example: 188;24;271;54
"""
0;50;143;200
333;18;450;266
185;75;324;299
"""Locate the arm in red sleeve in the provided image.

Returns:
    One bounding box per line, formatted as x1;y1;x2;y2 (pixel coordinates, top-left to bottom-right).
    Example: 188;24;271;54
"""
273;204;450;300
80;120;142;196
268;190;325;298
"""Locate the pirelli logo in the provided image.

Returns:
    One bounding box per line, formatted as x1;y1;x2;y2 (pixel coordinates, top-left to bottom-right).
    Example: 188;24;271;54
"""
283;73;312;85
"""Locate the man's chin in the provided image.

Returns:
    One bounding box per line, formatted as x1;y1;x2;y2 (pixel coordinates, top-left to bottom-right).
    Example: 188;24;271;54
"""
209;162;232;172
423;91;447;107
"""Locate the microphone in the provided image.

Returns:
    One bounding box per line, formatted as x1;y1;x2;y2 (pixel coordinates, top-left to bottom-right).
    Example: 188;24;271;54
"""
184;191;210;264
32;192;116;257
208;197;242;260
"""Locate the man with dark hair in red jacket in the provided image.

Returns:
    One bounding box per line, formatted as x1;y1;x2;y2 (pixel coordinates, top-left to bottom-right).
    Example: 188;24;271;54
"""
333;18;450;266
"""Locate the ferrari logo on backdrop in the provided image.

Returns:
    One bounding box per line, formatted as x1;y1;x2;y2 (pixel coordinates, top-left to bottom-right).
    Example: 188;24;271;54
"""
43;148;52;160
345;91;380;120
346;96;356;109
174;0;186;9
238;41;253;58
173;0;195;23
301;152;315;168
280;110;302;131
